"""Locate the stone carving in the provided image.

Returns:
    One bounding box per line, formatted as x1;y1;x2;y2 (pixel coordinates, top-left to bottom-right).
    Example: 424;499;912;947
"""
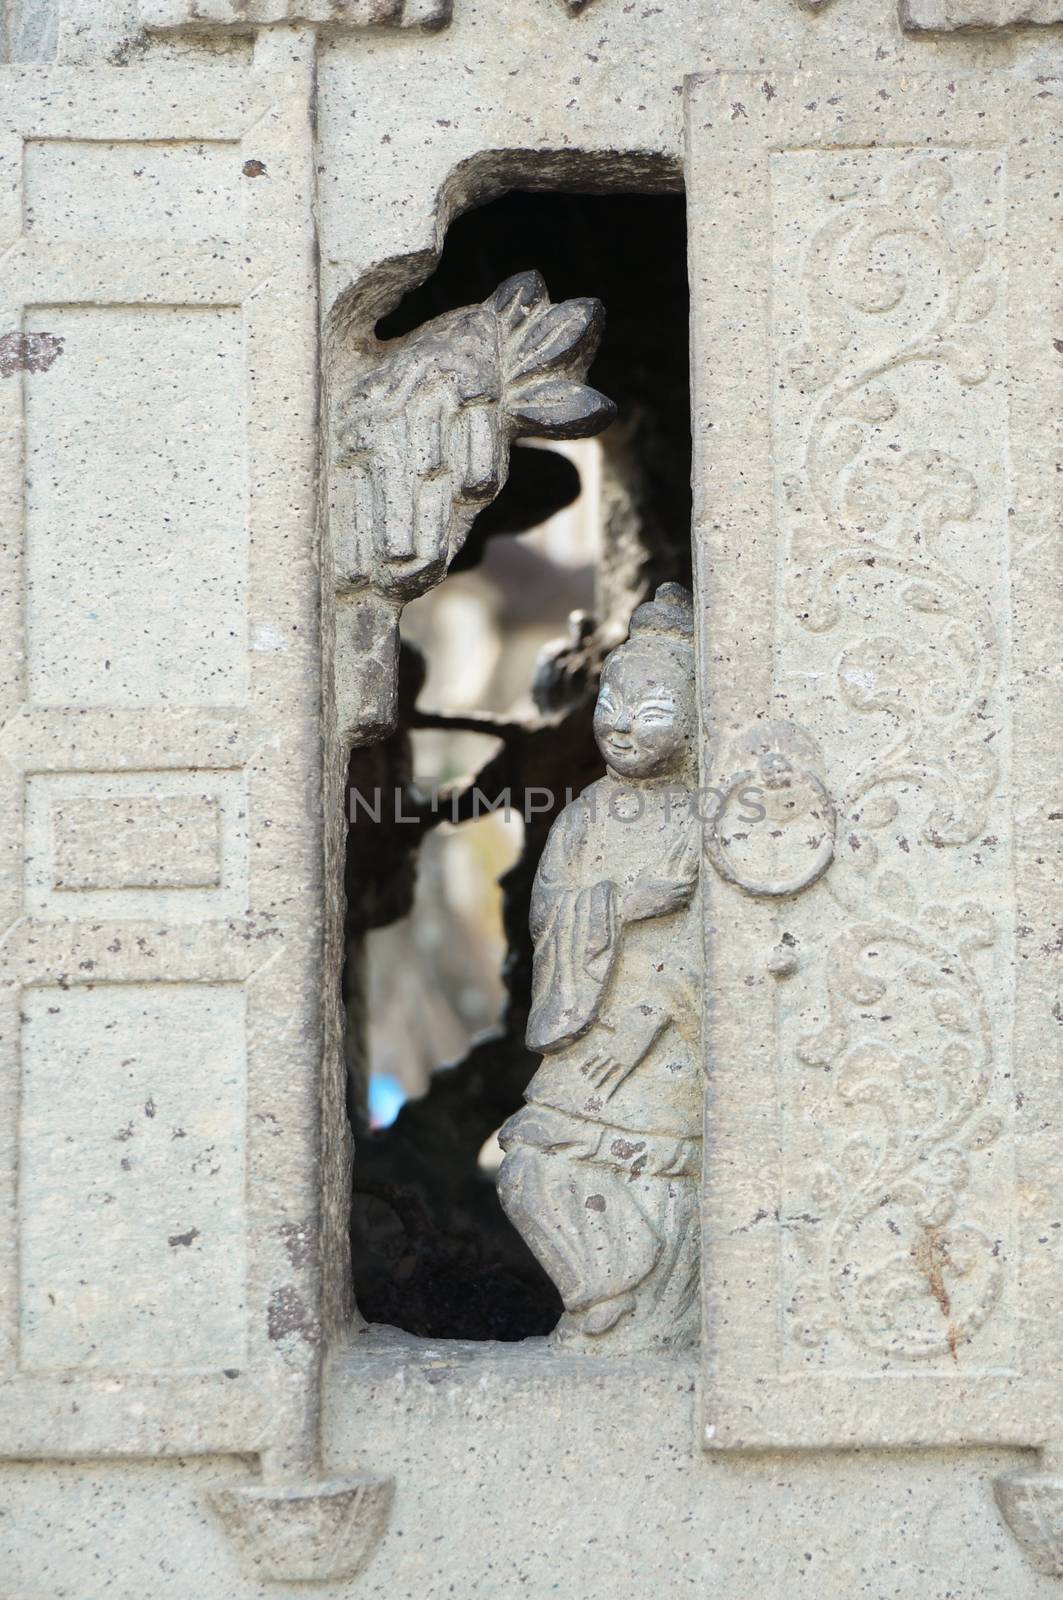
995;1463;1063;1578
209;1475;394;1583
140;0;608;23
902;0;1063;25
498;585;701;1355
780;157;1005;1364
140;0;451;31
793;0;1063;21
334;271;613;602
789;909;1003;1359
705;720;836;898
332;271;614;743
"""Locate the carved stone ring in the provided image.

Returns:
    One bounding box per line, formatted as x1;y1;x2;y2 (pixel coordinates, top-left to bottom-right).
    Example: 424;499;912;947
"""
705;768;836;899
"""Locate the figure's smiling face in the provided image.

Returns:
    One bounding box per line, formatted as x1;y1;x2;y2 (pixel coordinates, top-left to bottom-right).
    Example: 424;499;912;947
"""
593;647;694;779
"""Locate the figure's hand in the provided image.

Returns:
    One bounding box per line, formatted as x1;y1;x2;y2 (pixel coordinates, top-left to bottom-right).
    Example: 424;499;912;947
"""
581;1006;666;1096
622;832;699;923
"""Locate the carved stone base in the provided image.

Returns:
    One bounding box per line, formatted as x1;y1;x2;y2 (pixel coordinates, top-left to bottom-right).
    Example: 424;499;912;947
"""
208;1474;393;1583
994;1466;1063;1576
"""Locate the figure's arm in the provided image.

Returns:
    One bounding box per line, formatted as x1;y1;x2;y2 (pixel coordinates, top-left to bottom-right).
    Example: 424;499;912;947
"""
527;794;620;1053
621;825;700;924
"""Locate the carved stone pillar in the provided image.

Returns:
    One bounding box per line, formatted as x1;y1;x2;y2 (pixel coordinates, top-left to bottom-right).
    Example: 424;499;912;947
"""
687;68;1061;1577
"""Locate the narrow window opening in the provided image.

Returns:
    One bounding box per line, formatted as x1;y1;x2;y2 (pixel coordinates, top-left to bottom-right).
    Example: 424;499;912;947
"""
346;189;690;1341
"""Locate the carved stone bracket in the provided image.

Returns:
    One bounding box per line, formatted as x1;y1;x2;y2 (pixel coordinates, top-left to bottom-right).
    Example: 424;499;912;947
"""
331;270;615;745
208;1474;394;1584
704;720;836;899
995;1457;1063;1577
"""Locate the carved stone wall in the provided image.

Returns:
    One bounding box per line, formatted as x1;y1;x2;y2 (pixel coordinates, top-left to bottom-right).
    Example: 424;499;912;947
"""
0;1;1059;1594
690;68;1060;1458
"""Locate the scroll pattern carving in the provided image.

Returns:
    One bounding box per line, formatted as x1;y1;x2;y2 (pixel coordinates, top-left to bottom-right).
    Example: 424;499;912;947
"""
780;158;1006;1362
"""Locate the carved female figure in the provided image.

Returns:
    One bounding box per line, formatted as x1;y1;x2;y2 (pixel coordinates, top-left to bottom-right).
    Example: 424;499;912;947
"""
498;584;702;1354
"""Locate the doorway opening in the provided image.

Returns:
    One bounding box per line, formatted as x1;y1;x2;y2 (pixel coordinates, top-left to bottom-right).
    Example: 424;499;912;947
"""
345;189;690;1341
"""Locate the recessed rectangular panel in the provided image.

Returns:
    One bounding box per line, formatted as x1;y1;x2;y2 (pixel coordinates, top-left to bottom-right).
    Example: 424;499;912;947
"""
18;983;247;1373
23;769;247;919
769;145;1016;1379
52;794;222;890
24;304;247;708
23;140;242;241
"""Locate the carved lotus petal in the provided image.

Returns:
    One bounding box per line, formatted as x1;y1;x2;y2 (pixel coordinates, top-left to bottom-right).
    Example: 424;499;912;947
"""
922;902;953;934
915;1189;960;1228
846;833;879;873
489;269;550;332
838;1044;901;1094
888;158;953;205
505;376;616;438
924;678;962;717
504;297;603;381
957;229;987;272
904;959;943;989
944;622;977;664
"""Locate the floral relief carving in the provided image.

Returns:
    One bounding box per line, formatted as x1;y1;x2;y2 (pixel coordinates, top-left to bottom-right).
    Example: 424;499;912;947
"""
788;905;1004;1358
780;157;1007;1363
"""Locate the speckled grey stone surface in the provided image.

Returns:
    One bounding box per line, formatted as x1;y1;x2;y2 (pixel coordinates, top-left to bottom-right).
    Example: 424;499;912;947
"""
0;0;1059;1592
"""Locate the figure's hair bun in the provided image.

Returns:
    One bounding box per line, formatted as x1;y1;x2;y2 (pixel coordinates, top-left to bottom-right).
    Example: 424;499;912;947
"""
628;583;694;643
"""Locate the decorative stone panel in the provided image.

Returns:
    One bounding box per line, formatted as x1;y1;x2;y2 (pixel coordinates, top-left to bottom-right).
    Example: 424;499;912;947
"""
0;57;323;1468
688;69;1060;1453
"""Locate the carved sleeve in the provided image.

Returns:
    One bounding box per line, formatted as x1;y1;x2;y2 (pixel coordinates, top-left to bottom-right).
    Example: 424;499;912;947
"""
526;797;619;1054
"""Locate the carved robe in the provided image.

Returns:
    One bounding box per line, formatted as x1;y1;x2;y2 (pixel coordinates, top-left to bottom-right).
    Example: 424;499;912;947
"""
499;775;702;1353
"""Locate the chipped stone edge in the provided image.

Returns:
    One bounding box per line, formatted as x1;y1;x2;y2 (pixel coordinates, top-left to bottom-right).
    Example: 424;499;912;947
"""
994;1453;1063;1578
208;1473;395;1584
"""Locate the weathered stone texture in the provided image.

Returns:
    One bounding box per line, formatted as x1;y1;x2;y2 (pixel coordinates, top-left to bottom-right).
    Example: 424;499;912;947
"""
0;0;1058;1593
689;68;1060;1455
902;0;1063;25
